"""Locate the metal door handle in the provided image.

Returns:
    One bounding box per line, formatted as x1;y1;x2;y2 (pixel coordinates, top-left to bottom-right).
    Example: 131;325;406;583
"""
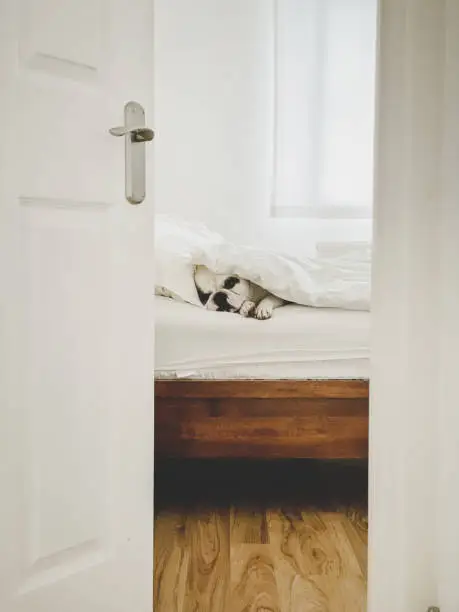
109;101;154;204
109;126;155;143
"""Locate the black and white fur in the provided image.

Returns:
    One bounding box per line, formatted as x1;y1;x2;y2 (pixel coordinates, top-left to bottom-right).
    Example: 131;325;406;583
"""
194;265;286;320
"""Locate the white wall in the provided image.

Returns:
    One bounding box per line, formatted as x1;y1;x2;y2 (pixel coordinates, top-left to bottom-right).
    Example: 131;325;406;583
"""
153;0;372;257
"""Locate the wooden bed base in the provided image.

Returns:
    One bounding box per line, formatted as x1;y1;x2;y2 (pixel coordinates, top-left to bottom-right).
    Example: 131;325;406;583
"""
155;379;369;459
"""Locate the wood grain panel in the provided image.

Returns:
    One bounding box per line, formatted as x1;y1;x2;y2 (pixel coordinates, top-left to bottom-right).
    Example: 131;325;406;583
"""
155;379;369;459
183;511;230;612
154;512;189;612
154;508;367;612
154;459;368;610
177;417;367;459
155;380;369;399
229;548;281;612
231;508;269;545
268;510;367;612
158;397;368;418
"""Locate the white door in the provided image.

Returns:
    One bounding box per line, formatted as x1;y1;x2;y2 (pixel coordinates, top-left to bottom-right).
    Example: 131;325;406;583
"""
0;1;154;611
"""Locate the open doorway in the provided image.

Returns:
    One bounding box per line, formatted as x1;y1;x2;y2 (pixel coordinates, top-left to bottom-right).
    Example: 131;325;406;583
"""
153;1;376;609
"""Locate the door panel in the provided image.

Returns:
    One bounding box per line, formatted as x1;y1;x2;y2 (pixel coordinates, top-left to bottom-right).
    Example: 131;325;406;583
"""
19;220;111;595
0;0;155;610
20;0;107;73
18;0;116;203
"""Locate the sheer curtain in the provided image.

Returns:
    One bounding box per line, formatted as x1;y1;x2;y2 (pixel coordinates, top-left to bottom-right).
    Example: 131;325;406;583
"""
273;0;377;218
369;1;459;611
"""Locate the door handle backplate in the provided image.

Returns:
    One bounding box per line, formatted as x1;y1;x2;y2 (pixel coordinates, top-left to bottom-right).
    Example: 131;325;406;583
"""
110;101;154;204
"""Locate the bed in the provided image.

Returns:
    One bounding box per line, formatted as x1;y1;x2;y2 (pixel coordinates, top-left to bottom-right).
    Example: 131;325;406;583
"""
155;296;370;459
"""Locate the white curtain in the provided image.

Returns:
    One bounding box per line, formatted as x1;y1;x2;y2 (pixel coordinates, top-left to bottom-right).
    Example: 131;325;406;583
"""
369;1;459;611
273;0;377;217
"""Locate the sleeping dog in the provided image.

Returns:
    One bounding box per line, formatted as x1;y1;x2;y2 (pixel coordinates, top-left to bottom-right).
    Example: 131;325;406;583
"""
194;265;286;320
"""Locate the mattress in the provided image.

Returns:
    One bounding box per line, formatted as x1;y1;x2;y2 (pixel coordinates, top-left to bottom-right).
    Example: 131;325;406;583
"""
155;296;370;380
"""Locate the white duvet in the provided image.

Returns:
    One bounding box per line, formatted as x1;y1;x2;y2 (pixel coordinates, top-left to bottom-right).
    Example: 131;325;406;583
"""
155;215;371;311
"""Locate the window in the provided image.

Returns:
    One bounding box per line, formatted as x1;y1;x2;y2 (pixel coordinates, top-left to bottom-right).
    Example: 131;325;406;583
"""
272;0;378;219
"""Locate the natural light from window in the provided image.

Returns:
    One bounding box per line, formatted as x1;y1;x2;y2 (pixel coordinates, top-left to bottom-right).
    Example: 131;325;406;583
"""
272;0;378;219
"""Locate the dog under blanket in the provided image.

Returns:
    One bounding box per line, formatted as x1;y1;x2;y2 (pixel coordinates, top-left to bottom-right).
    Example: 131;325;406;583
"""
194;265;286;320
155;215;371;315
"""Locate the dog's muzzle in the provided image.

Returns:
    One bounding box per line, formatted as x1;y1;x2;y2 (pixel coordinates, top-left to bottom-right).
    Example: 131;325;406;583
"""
206;289;246;313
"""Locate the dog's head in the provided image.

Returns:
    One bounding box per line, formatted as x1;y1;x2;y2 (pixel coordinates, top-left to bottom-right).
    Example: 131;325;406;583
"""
194;265;251;313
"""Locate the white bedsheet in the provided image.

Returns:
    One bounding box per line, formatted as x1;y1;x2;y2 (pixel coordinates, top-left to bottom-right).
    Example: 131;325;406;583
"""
155;296;370;380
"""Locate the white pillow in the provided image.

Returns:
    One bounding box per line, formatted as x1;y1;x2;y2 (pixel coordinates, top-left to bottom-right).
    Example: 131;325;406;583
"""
154;214;224;306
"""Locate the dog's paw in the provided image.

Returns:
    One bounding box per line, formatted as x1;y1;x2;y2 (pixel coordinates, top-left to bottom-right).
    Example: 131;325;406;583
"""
254;303;273;320
239;300;256;318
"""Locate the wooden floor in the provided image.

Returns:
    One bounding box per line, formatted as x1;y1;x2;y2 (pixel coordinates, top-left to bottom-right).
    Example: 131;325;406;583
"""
154;460;368;612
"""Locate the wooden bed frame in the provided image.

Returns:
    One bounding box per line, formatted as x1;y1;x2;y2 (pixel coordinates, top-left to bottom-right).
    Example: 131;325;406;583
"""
155;379;369;459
